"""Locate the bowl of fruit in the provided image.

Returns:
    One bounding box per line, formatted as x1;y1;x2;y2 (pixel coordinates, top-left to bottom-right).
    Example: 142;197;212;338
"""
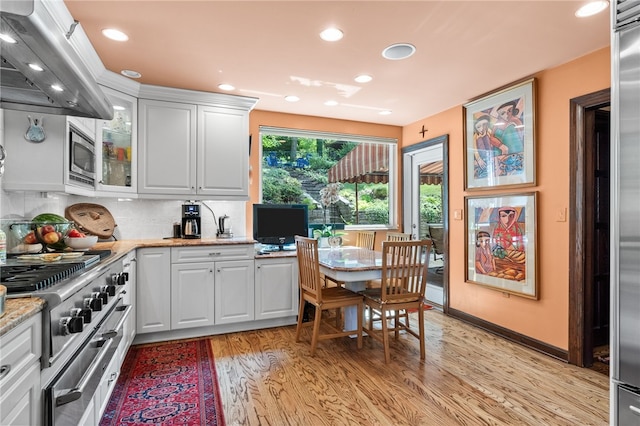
30;213;74;251
8;222;43;254
64;228;98;251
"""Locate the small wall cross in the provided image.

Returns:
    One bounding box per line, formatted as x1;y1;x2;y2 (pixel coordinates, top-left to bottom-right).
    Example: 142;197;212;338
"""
419;125;428;137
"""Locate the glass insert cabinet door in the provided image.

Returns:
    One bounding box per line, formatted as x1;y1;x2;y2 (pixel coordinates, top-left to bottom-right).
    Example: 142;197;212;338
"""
96;86;137;193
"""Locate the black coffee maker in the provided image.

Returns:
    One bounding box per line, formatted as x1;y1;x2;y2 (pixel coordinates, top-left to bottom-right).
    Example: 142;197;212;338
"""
181;203;201;239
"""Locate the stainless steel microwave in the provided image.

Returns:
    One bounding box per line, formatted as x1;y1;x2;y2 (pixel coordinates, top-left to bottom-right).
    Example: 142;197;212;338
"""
68;124;96;187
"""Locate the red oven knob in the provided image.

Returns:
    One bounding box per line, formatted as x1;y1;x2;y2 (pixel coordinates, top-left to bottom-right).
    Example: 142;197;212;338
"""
60;316;83;335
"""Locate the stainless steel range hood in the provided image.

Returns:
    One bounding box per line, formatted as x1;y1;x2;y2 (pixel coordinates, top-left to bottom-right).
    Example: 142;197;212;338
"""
0;0;113;119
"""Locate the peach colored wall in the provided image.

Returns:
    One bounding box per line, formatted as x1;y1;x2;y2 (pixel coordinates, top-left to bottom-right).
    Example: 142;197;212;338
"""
247;110;402;232
401;47;611;350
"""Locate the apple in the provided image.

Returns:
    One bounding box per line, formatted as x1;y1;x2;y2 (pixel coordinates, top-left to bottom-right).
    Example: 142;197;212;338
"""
41;224;56;235
42;231;60;244
68;229;86;238
24;231;37;244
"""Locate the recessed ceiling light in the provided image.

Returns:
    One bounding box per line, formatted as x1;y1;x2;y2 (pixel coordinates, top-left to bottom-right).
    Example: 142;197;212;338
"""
382;43;416;60
28;63;43;72
354;74;373;83
102;28;129;41
320;27;343;42
575;1;609;17
324;100;338;106
285;95;300;102
121;69;142;79
0;33;16;43
218;83;235;91
51;84;63;92
379;110;392;116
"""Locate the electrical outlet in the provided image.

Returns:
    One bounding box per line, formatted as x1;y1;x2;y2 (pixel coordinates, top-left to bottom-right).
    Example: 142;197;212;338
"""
453;209;463;220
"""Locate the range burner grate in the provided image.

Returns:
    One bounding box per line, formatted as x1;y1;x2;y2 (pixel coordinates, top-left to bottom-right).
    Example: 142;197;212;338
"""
1;262;86;292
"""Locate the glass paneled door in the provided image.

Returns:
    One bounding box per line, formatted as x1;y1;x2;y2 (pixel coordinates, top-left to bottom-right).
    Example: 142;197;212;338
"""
96;86;137;194
402;136;447;307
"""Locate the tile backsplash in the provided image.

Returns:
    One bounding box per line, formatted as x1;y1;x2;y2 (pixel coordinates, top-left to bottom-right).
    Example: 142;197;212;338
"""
0;189;247;240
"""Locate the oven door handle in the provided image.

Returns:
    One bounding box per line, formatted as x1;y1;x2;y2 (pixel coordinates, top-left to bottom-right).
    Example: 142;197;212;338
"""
101;304;132;339
55;338;114;407
55;303;132;407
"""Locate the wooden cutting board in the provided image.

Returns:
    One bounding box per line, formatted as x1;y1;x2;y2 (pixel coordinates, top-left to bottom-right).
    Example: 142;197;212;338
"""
65;203;117;239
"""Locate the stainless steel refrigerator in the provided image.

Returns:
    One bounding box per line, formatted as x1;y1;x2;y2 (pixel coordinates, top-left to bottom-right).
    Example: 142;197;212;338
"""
612;1;640;424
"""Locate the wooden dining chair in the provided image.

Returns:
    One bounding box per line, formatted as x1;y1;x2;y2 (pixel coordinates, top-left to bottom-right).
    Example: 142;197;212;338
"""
325;231;376;288
355;230;376;250
294;236;364;355
385;232;411;242
361;239;431;363
367;232;411;289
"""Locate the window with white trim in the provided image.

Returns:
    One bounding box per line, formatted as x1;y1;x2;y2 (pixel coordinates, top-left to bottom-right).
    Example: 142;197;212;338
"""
259;126;397;230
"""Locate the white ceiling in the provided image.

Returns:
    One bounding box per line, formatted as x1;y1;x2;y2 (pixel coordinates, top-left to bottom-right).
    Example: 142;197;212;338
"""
64;1;611;126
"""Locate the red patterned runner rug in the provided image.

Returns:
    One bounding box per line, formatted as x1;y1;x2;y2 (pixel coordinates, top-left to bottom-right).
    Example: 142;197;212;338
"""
100;338;225;425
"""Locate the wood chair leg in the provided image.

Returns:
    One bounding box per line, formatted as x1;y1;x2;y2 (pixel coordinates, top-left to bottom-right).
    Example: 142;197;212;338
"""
418;304;426;360
381;309;391;363
394;310;400;339
356;303;363;349
310;305;322;356
295;296;306;342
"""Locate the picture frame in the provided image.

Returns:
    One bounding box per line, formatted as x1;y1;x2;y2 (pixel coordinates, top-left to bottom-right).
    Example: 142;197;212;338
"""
465;192;538;299
463;78;536;190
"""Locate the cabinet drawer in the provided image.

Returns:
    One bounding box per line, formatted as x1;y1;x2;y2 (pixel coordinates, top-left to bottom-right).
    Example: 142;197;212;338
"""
0;314;42;386
172;245;253;263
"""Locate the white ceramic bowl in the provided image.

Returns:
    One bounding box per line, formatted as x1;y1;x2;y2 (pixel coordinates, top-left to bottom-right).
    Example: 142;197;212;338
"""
63;235;98;251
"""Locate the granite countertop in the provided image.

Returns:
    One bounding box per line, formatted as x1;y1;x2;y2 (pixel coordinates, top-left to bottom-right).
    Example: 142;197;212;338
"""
0;297;46;337
92;237;258;259
1;237;276;335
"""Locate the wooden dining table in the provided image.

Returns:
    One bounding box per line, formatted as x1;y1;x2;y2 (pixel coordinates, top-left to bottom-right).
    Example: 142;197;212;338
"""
317;246;383;330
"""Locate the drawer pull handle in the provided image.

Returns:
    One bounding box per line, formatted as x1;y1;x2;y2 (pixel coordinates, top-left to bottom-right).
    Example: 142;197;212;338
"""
0;365;11;380
630;405;640;416
209;252;221;256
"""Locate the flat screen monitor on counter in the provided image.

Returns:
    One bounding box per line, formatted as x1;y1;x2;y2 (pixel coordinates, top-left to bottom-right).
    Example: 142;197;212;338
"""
253;203;308;252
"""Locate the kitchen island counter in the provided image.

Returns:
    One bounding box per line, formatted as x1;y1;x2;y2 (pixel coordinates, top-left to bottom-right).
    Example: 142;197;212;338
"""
0;297;46;336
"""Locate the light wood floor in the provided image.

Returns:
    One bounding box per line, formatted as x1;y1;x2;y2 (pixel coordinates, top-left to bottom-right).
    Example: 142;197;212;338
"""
209;310;609;425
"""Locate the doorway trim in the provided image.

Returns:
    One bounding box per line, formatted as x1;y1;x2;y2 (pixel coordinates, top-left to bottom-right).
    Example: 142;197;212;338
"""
402;134;449;312
568;88;610;366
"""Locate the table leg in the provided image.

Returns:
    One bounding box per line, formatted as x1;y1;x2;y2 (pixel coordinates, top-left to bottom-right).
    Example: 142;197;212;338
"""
344;280;367;332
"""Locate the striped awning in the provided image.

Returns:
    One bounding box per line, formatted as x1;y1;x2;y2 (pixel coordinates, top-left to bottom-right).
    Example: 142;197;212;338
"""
328;144;443;185
328;144;389;184
419;161;444;185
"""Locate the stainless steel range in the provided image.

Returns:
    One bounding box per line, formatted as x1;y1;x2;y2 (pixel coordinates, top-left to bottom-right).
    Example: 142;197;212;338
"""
2;250;133;425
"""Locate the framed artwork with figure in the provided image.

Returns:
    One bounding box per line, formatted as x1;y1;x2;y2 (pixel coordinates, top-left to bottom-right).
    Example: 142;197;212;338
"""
465;192;538;299
463;78;536;190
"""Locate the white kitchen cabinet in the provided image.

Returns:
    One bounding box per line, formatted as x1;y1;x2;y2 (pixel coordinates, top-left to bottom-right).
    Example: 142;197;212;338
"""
1;110;95;196
138;99;196;195
214;259;255;324
255;257;299;320
136;247;171;334
171;245;254;326
171;262;215;329
137;86;257;199
0;313;42;426
96;86;137;195
196;105;249;198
